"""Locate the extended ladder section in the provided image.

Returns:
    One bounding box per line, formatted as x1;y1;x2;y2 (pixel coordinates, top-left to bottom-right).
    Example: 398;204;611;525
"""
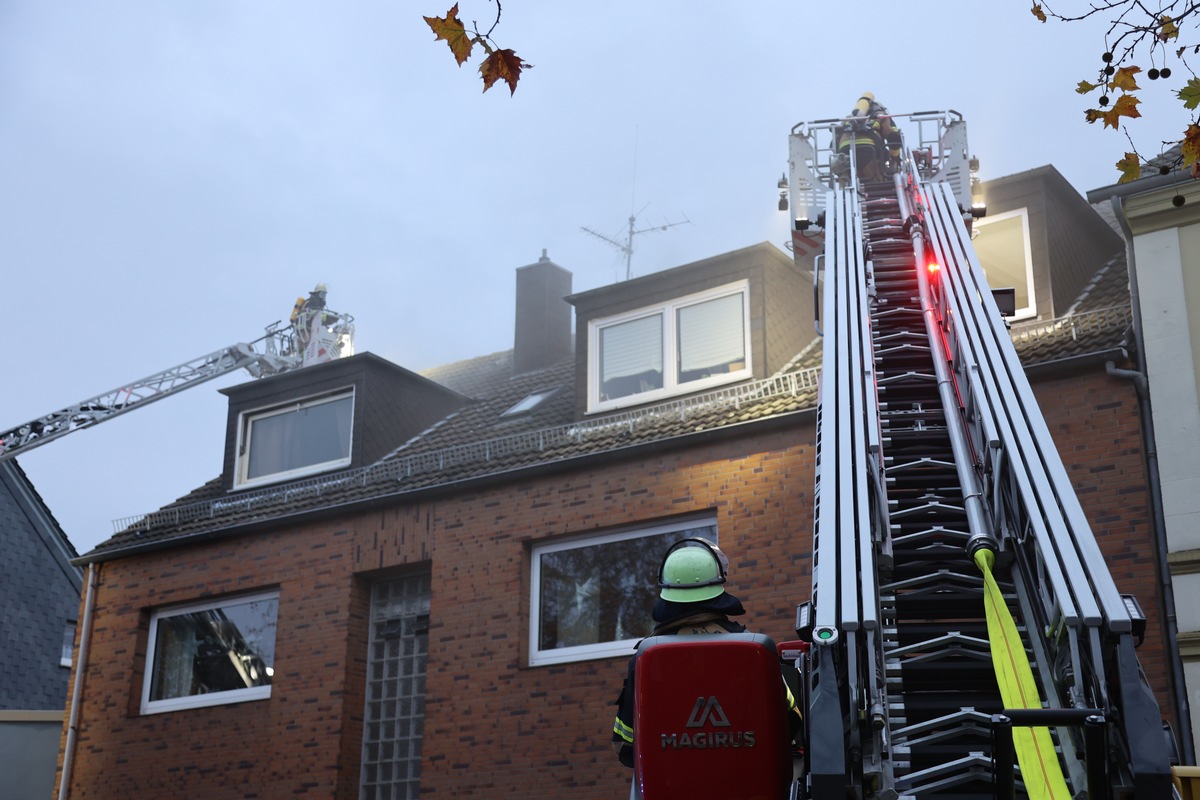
795;112;1172;798
1;309;354;463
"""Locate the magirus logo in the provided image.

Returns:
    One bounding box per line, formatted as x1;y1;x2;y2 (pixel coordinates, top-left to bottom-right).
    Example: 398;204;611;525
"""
661;696;757;750
686;696;730;728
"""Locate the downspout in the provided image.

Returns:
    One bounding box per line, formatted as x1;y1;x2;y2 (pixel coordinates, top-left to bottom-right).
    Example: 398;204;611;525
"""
58;562;98;800
1109;194;1196;763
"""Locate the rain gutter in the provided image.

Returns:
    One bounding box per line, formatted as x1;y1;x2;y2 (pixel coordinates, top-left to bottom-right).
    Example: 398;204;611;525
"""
57;562;98;800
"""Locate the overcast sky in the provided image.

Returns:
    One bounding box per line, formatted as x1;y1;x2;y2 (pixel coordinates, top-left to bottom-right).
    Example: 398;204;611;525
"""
1;2;1187;556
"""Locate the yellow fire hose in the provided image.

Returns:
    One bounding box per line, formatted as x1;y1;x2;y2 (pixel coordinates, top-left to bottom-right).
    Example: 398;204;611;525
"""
974;548;1071;799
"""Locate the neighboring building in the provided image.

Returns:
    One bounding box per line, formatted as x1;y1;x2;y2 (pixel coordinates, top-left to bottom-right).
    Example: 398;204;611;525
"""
1091;159;1200;765
0;459;83;800
53;170;1187;797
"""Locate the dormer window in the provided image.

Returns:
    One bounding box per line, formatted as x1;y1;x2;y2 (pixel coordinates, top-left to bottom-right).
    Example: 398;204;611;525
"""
973;208;1036;320
587;281;752;412
234;389;354;489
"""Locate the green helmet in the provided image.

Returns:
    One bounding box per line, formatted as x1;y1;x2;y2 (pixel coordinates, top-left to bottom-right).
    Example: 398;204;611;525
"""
658;538;729;602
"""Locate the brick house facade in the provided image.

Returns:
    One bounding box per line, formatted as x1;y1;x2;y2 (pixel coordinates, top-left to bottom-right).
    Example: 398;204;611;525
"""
53;168;1188;797
1032;369;1173;716
62;426;815;798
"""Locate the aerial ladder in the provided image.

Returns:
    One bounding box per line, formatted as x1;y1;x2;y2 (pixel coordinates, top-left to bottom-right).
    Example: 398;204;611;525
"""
784;106;1176;798
0;287;354;463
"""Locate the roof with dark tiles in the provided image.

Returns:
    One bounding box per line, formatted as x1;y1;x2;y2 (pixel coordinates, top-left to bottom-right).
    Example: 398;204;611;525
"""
84;188;1136;562
97;359;821;555
1007;252;1133;364
420;349;514;399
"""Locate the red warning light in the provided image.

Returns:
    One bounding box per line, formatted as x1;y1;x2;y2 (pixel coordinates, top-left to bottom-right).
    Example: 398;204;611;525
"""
927;262;941;275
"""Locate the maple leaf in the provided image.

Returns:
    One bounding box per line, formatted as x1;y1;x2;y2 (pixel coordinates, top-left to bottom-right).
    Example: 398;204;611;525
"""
1183;124;1200;167
1179;78;1200;110
1084;108;1106;124
1108;65;1141;93
1031;3;1047;22
1117;152;1141;183
479;48;530;95
1158;15;1179;42
1076;79;1099;94
424;4;475;66
1102;94;1142;129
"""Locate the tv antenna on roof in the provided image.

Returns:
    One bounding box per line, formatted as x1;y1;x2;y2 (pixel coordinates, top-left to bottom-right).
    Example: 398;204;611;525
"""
581;128;690;281
581;205;691;281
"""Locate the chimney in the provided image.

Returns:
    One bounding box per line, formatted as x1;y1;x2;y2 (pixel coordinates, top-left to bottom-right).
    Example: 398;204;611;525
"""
513;250;572;374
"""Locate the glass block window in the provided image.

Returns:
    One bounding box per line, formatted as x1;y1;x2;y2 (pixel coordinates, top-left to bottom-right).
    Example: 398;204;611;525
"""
529;519;718;666
587;281;752;412
360;572;431;800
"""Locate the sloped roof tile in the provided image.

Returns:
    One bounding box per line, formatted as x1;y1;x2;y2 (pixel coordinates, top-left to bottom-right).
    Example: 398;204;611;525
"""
85;219;1135;560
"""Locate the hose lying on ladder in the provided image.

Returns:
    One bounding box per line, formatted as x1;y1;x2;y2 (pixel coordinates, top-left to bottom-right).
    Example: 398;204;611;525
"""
975;548;1070;800
899;172;1071;799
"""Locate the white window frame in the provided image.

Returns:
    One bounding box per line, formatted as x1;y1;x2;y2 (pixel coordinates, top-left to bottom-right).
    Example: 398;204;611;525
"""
973;208;1037;321
587;281;752;413
234;388;354;489
141;590;279;715
529;518;718;667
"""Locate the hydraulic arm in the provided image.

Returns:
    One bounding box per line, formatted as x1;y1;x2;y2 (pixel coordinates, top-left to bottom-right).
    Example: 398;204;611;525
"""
1;305;354;463
790;110;1173;798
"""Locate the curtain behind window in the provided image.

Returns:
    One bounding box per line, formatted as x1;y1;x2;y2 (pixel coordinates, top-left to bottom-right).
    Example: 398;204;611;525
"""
247;395;352;479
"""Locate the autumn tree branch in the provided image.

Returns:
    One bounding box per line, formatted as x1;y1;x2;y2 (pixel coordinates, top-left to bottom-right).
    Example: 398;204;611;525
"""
1034;1;1200;180
424;2;531;95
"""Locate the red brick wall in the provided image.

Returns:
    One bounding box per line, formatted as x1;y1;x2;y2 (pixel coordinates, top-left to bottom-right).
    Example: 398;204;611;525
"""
56;425;817;799
55;367;1176;798
1032;367;1175;728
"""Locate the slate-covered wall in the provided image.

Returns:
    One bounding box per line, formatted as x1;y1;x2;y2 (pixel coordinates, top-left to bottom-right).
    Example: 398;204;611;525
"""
0;463;81;711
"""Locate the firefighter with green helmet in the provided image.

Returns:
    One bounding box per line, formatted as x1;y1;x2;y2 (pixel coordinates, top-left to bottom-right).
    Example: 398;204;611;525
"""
648;538;745;628
610;538;801;768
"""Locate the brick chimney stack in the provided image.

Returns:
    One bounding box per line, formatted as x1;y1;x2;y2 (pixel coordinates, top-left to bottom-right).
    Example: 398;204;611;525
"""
513;250;572;375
